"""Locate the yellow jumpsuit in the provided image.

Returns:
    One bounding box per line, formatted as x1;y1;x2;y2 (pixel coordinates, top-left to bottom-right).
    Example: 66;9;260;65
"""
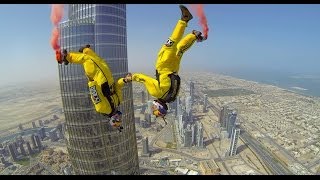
65;47;126;116
132;20;198;100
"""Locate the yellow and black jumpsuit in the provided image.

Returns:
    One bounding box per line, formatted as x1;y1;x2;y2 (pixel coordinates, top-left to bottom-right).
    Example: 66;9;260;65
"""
65;47;126;116
132;19;198;102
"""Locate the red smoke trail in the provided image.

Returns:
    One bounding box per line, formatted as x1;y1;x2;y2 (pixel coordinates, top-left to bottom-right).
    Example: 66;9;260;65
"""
190;4;209;39
50;4;64;51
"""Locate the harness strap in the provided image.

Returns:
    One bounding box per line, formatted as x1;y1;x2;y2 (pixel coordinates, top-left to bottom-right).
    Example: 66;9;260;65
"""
160;73;181;103
89;59;117;116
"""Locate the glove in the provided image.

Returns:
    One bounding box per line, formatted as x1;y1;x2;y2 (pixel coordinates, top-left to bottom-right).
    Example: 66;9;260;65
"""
78;44;91;52
56;49;69;65
62;49;69;65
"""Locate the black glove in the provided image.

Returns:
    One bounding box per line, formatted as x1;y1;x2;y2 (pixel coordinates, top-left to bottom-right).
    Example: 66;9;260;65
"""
79;44;91;52
62;49;69;65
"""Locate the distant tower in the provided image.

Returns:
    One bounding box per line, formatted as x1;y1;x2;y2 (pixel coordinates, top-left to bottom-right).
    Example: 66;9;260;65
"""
56;123;64;139
183;124;194;147
34;134;42;150
189;81;194;104
203;94;208;113
30;134;37;149
0;155;6;164
8;143;17;161
176;96;181;117
49;128;59;142
19;143;27;156
18;124;23;131
142;137;150;157
226;111;237;138
147;100;153;114
38;127;46;140
144;114;152;126
26;141;33;155
229;128;240;156
32;121;37;129
141;91;146;104
195;121;204;148
185;96;192;117
38;120;44;127
220;106;232;129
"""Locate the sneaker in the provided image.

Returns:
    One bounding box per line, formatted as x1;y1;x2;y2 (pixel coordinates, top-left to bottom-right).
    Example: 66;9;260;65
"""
124;73;132;83
179;5;193;23
192;30;206;42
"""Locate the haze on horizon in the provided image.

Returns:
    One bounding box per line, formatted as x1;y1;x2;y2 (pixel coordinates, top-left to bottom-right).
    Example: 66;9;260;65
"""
0;4;320;87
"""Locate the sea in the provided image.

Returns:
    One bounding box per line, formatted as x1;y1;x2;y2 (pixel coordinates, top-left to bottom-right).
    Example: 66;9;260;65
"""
213;69;320;98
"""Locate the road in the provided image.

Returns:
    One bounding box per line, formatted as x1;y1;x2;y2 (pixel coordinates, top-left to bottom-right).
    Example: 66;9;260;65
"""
241;132;293;175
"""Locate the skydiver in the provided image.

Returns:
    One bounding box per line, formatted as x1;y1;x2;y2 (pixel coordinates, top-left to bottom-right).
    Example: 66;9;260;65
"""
126;5;206;123
55;45;132;132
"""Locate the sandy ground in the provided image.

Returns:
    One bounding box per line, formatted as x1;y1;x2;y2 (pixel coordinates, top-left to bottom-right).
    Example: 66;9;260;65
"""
0;80;62;132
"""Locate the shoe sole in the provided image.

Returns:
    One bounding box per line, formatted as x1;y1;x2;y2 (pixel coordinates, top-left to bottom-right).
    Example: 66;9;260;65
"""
179;5;193;21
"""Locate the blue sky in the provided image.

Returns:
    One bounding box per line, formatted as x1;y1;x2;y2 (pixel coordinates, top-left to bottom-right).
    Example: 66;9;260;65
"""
0;4;320;86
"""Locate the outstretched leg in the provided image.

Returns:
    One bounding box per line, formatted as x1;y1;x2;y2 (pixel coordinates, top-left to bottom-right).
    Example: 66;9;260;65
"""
132;73;163;98
155;5;194;72
175;29;206;57
166;5;193;45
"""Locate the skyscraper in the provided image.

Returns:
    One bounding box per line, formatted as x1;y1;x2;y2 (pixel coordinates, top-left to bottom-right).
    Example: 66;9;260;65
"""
226;111;237;138
189;81;194;104
58;4;139;175
141;91;146;104
229;128;240;156
142;137;150;157
203;94;208;113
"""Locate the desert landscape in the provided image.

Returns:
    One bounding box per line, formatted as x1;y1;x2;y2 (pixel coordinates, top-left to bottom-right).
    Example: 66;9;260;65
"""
0;79;63;133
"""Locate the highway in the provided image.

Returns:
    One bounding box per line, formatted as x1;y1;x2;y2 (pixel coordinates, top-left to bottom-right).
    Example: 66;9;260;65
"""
241;132;292;175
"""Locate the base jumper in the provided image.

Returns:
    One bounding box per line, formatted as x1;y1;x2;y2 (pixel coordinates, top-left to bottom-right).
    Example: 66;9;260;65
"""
127;5;206;123
56;45;132;132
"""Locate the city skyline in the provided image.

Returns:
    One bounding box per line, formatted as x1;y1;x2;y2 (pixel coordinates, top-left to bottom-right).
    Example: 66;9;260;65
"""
1;4;320;86
0;4;320;175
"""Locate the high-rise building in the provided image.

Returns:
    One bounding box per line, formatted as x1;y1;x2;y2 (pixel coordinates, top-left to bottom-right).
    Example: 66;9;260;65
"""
147;100;153;114
141;91;146;104
38;127;46;140
34;134;42;151
49;128;59;142
18;124;23;131
229;128;240;156
195;121;204;148
219;106;232;129
189;81;194;104
203;94;208;113
185;96;192;117
26;141;33;155
38;120;44;127
30;134;37;149
8;143;17;161
142;137;150;157
19;143;27;156
183;124;194;147
226;111;237;138
0;155;6;165
58;4;139;175
32;121;37;129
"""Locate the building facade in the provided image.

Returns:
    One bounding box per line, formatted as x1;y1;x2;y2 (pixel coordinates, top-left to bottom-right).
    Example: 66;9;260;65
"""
58;4;139;175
